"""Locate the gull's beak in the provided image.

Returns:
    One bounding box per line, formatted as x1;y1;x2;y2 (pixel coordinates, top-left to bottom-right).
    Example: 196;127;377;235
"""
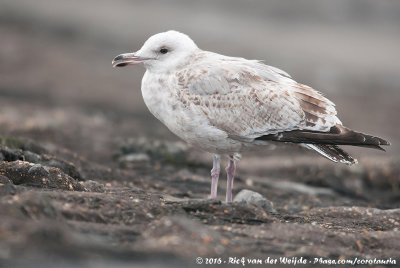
112;52;145;68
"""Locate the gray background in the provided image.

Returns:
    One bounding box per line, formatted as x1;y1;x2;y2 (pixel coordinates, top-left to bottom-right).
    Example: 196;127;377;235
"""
1;0;399;158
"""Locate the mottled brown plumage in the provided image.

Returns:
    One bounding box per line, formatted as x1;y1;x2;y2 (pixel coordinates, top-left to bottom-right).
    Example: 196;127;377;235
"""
112;30;390;201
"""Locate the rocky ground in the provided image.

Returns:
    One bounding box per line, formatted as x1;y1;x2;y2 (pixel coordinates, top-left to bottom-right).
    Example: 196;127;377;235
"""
0;132;399;267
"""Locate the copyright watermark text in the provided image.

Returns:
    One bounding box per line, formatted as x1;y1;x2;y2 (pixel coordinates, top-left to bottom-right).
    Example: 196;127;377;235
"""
195;256;397;266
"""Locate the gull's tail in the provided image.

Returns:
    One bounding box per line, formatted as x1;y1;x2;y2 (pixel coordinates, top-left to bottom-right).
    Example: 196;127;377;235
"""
256;124;390;165
305;144;357;165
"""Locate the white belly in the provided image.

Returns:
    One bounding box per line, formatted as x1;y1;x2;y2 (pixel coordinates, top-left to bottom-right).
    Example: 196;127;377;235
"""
140;71;244;154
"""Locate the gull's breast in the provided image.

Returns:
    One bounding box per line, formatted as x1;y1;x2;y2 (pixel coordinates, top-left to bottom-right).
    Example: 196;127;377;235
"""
141;71;243;154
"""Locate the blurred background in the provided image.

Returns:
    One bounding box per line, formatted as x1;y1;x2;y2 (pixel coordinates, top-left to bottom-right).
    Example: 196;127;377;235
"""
0;0;399;162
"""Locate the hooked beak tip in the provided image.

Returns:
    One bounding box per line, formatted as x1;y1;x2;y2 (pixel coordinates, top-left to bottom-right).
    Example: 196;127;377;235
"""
112;53;144;68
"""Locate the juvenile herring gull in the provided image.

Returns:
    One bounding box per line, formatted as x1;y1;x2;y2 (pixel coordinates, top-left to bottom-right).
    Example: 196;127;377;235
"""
112;30;390;202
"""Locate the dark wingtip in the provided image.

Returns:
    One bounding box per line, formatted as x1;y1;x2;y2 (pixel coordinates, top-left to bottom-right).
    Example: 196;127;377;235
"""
372;136;390;146
376;145;386;152
379;138;390;146
256;125;391;152
354;144;386;151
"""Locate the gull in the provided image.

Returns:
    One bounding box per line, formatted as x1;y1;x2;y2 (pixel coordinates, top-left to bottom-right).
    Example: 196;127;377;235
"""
112;30;390;202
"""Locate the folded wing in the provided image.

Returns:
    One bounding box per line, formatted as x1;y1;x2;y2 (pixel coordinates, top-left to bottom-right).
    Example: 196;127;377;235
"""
175;53;340;139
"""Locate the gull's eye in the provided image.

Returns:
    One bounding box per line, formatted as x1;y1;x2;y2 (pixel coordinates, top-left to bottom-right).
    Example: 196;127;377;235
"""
159;48;168;54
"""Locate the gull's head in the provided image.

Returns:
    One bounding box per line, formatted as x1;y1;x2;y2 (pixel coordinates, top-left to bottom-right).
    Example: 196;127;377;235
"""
112;30;198;72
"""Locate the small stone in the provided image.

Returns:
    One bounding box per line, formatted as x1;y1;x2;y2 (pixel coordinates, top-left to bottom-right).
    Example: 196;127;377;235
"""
245;178;254;187
0;175;16;195
0;145;23;161
220;238;229;245
356;240;363;252
23;151;42;163
81;180;105;192
233;189;275;213
118;153;150;168
28;164;50;176
116;137;190;165
42;158;82;181
120;151;150;161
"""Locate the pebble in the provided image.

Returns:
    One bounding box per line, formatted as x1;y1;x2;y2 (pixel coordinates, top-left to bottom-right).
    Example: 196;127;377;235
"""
233;189;275;213
28;164;50;176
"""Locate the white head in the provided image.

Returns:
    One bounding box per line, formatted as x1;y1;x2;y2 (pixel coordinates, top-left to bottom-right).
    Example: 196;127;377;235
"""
112;30;198;72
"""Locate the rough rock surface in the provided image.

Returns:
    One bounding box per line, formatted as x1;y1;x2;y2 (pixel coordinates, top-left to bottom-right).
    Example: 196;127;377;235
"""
0;136;399;267
0;142;82;180
0;160;85;191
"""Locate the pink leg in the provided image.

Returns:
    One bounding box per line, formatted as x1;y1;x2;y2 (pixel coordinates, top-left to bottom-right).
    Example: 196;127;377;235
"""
225;158;236;202
210;155;220;199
